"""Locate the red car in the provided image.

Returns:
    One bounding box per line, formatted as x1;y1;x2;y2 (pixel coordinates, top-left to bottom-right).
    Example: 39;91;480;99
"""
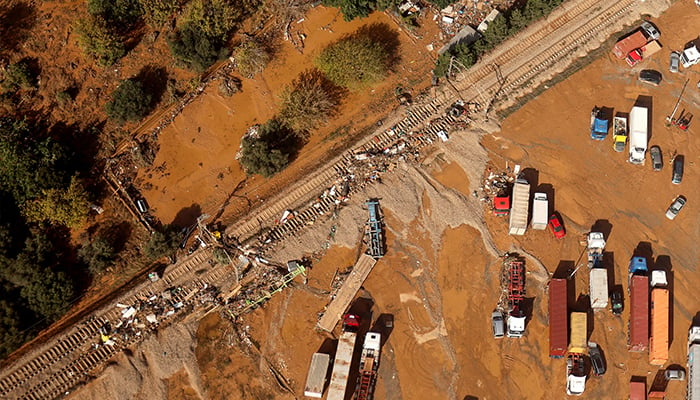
548;214;566;239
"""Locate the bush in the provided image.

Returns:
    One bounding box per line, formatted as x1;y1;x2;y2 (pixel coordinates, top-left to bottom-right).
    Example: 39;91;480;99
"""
144;225;180;260
315;31;390;88
75;16;126;66
78;238;115;275
168;24;224;72
239;119;296;177
139;0;185;27
182;0;241;41
278;70;339;133
23;176;90;228
105;79;152;123
233;39;270;77
322;0;376;21
1;61;36;92
87;0;143;26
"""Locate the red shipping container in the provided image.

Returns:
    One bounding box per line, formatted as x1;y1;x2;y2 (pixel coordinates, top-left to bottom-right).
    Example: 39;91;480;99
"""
549;278;568;358
629;381;646;400
629;275;649;352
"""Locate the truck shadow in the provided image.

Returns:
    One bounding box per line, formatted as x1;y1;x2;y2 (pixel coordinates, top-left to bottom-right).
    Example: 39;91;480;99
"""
632;242;654;266
590;219;613;241
603;251;615;298
370;313;394;347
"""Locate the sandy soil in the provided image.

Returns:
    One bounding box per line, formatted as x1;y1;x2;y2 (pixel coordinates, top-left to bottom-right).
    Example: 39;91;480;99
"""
135;6;442;227
67;1;700;400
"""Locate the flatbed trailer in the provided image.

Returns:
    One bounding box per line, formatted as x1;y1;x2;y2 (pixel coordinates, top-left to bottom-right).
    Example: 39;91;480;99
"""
327;315;360;400
508;179;530;235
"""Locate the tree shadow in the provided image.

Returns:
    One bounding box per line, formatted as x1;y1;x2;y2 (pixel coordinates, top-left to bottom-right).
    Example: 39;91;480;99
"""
590;219;613;241
101;221;133;253
656;255;673;346
170;204;202;229
0;2;36;56
354;23;402;69
49;120;106;178
135;65;169;108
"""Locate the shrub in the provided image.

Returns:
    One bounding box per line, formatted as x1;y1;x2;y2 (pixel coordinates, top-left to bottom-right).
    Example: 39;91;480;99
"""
183;0;241;41
105;79;152;123
87;0;143;26
322;0;375;21
144;225;180;260
315;32;390;88
23;176;90;228
139;0;185;27
278;70;339;133
233;39;270;77
1;61;36;92
239;119;295;177
168;24;224;72
74;16;126;66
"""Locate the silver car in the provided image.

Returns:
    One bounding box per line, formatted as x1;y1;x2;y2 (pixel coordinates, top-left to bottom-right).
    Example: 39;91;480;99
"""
650;145;662;171
665;196;686;220
670;51;681;73
641;21;660;40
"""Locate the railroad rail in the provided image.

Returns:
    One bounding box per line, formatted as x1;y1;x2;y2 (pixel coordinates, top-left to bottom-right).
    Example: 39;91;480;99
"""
0;0;650;397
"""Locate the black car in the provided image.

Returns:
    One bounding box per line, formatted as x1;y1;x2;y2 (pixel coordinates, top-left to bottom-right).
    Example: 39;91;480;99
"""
650;145;663;171
589;342;607;376
611;289;623;316
672;155;684;184
639;69;662;86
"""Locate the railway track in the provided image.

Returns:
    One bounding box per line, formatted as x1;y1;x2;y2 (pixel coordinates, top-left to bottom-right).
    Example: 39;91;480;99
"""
0;0;650;397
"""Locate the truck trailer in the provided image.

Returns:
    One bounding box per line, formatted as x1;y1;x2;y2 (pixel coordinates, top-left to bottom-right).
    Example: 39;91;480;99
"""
549;278;568;358
589;268;609;310
628;106;649;165
304;353;330;398
629;258;649;352
531;192;548;230
613;31;649;59
569;312;588;354
688;326;700;400
649;271;669;366
567;312;588;396
327;315;360;400
508;179;530;235
629;381;646;400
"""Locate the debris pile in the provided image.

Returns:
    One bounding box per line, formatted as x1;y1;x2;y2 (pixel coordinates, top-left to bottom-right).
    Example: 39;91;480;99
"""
475;166;515;208
436;0;515;38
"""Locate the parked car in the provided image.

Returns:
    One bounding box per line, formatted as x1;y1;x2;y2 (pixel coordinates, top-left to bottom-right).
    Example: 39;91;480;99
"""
650;145;663;171
639;69;662;86
548;214;566;239
670;51;681;73
589;342;607;376
491;310;505;338
641;21;660;40
665;368;686;381
610;289;623;316
672;155;684;184
665;195;686;220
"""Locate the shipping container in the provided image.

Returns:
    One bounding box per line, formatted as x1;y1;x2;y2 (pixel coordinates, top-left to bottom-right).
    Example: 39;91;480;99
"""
569;312;588;354
629;275;649;352
649;271;669;366
629;380;646;400
688;327;700;400
549;278;568;358
304;353;330;398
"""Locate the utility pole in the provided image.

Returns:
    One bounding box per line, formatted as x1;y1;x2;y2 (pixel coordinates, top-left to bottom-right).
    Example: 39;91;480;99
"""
666;79;689;123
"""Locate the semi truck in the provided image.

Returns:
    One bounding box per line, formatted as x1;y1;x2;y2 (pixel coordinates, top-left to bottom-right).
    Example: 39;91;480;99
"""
506;257;527;338
586;232;606;269
354;332;381;400
589;268;609;310
590;107;609;140
304;353;330;398
508;179;530;235
628;106;648;165
688;326;700;400
613;31;649;59
327;315;360;400
549;278;568;358
649;271;669;366
626;40;662;67
681;44;700;68
567;312;588;396
531;192;548;230
629;257;649;352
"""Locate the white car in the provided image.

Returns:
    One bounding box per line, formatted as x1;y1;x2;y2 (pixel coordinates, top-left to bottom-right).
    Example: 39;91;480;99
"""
665;196;686;220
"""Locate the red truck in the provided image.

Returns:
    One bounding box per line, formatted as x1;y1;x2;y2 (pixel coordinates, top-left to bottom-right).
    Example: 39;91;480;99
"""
549;278;568;358
613;31;649;59
629;274;650;352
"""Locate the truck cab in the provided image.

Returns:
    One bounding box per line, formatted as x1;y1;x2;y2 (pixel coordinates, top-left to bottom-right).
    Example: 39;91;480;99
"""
681;44;700;68
506;307;526;338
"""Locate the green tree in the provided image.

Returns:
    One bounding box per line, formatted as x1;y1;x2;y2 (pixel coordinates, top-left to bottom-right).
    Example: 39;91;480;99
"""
20;269;75;320
315;33;389;88
87;0;143;26
74;16;126;66
183;0;240;41
508;9;528;34
239;119;293;177
24;176;90;228
479;15;510;51
0;300;26;359
105;79;152;123
278;70;339;133
139;0;185;26
144;225;179;260
78;238;115;275
168;24;224;72
233;39;270;77
322;0;376;21
1;61;36;92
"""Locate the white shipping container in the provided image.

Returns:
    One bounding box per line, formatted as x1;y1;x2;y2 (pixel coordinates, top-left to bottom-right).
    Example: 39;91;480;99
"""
589;268;609;309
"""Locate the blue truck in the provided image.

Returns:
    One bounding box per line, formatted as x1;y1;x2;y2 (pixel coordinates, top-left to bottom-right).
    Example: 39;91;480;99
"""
590;107;609;140
629;256;648;280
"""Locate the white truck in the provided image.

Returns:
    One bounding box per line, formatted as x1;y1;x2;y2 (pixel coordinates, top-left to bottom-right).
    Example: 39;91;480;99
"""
508;179;531;235
628;106;648;165
688;326;700;400
681;44;700;68
589;268;609;309
531;192;548;230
